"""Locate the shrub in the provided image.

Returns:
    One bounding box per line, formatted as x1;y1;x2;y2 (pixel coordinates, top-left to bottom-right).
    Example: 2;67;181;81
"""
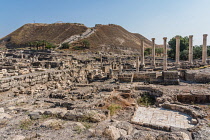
144;48;152;56
107;104;121;116
137;94;155;107
82;40;90;48
46;43;56;49
180;50;189;60
72;46;85;50
61;42;70;49
193;46;202;59
155;48;163;56
19;119;33;130
49;121;63;130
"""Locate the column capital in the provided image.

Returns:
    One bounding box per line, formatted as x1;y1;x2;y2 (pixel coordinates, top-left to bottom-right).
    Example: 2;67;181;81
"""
175;35;180;39
152;38;155;41
189;35;193;38
203;34;208;37
163;37;167;40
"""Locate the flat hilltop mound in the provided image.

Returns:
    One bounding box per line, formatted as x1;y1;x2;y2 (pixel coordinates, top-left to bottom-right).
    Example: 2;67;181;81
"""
0;23;87;47
0;23;153;53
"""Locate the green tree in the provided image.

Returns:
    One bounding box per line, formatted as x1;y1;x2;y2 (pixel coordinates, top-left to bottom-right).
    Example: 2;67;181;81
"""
168;36;189;60
34;41;40;50
180;50;188;60
208;46;210;57
27;40;55;50
144;48;152;56
45;42;56;49
61;42;70;49
155;48;163;56
82;40;90;48
193;45;202;59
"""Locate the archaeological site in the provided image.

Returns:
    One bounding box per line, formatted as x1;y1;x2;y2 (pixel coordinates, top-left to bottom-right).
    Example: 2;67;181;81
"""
0;23;210;140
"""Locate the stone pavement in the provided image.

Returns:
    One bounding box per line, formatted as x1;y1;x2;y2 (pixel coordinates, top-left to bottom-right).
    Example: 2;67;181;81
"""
132;107;195;129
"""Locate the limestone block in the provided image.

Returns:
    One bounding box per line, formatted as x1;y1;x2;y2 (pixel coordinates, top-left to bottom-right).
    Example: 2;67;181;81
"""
12;135;25;140
28;112;41;120
64;109;106;122
0;113;12;119
69;122;86;131
103;126;121;140
0;108;4;113
191;119;198;125
40;119;63;129
116;121;133;135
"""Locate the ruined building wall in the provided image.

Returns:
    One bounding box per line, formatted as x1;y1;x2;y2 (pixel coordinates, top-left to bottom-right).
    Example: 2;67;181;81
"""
181;70;210;83
0;69;87;92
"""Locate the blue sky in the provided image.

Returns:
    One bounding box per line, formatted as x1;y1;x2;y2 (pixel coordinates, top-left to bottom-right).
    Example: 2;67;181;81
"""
0;0;210;45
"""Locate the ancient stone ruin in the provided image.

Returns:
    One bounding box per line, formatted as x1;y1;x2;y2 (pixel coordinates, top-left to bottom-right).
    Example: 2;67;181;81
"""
0;33;210;140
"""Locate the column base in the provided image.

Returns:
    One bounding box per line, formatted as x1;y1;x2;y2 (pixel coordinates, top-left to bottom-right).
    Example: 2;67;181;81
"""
140;64;145;70
175;63;180;68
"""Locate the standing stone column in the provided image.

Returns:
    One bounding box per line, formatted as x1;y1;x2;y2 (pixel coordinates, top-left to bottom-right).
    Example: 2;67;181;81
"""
136;56;139;72
152;38;156;68
163;37;167;71
100;54;103;67
119;57;122;73
189;35;193;64
175;36;180;64
140;39;145;68
202;34;208;64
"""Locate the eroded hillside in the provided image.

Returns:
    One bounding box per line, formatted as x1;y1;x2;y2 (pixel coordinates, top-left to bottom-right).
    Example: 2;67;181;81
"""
0;23;154;53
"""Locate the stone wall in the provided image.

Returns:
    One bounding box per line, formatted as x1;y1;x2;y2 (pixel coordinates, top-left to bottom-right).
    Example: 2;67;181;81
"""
118;71;179;85
0;69;87;92
162;71;179;85
134;86;163;97
181;69;210;83
118;74;132;82
177;94;210;104
133;72;158;83
162;103;206;119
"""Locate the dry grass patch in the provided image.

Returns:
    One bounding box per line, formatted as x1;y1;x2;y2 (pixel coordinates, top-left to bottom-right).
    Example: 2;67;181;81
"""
107;104;122;116
19;119;33;130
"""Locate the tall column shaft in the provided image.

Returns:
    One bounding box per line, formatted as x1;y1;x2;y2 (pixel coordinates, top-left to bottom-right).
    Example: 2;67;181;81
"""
202;34;208;64
175;36;180;64
141;39;145;66
119;57;122;73
136;56;139;72
152;38;156;67
163;37;167;71
100;54;103;66
189;35;193;64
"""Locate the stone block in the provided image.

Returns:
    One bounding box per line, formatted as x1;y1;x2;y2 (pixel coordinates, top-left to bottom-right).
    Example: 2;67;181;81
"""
28;112;41;120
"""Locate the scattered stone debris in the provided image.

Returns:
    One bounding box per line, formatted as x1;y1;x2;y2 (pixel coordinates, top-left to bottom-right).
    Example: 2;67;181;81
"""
0;49;210;140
